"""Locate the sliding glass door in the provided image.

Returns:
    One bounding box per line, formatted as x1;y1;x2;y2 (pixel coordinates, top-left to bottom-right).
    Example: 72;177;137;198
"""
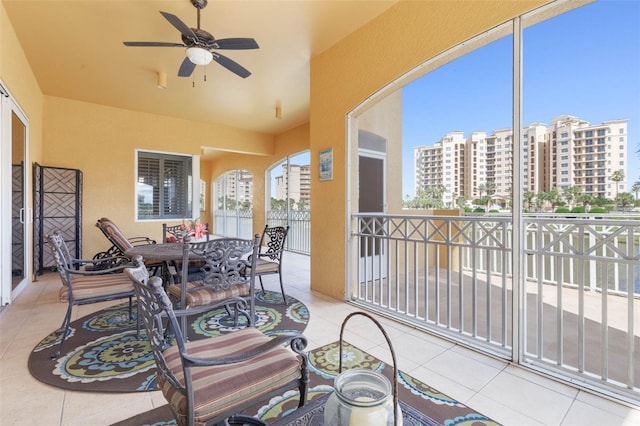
1;82;30;305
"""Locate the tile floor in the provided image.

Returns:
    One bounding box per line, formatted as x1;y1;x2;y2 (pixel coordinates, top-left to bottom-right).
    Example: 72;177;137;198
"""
1;252;638;425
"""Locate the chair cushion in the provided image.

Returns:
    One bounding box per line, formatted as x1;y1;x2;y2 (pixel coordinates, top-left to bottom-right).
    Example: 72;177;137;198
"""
99;219;134;251
59;273;133;302
160;328;303;425
167;281;250;308
248;258;280;274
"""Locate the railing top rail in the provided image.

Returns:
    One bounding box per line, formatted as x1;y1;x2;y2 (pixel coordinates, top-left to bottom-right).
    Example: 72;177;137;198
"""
353;212;640;227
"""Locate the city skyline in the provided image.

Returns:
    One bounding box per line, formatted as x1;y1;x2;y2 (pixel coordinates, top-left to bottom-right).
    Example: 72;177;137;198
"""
402;0;639;198
413;115;628;204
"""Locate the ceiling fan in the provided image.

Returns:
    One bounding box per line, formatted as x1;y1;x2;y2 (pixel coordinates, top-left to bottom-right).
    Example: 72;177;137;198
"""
123;0;258;78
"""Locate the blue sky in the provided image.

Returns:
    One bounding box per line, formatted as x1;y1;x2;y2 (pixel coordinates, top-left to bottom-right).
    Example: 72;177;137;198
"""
402;0;640;198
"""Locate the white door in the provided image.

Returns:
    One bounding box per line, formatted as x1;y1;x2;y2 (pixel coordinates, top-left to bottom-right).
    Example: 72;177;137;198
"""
1;83;30;305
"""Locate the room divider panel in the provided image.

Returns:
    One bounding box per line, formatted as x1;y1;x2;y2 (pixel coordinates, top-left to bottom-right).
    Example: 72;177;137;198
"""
33;162;83;277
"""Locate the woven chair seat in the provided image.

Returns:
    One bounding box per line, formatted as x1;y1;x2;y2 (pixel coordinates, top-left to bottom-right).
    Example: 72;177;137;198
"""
160;327;303;426
167;281;250;308
58;274;134;302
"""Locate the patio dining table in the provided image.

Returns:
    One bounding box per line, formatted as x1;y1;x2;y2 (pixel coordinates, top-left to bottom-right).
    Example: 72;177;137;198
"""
124;235;219;286
124;234;219;262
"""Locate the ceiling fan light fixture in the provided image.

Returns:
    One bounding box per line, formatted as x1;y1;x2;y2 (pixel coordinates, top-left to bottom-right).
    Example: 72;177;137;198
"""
186;47;213;65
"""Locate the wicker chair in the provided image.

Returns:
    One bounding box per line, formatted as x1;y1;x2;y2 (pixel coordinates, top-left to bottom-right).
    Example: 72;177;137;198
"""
45;230;139;359
125;259;309;426
245;225;289;304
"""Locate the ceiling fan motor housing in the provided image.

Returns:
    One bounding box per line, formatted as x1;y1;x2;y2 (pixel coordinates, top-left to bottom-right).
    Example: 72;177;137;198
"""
191;0;208;10
182;28;216;48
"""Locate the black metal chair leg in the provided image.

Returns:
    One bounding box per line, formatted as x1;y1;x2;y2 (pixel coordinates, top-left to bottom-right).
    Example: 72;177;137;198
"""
278;272;288;305
51;303;73;360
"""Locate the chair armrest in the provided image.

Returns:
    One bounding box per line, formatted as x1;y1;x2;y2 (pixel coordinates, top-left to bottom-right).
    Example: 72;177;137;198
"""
182;334;308;367
128;237;157;246
68;256;137;275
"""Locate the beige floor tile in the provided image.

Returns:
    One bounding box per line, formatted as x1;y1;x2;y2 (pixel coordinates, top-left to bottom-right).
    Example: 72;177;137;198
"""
390;332;450;366
574;391;640;420
407;364;477;405
561;399;628;426
465;392;546;426
478;370;575;425
423;347;504;392
63;391;154;425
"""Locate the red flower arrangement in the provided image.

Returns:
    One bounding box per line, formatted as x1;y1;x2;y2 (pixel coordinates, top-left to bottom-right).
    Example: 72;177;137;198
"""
166;218;206;243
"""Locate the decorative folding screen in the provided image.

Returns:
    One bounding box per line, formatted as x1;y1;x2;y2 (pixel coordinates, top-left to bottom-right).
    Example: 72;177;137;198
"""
33;163;83;276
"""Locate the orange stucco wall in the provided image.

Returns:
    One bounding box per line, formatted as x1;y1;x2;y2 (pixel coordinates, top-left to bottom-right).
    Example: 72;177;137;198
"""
1;0;550;299
309;0;549;299
41;96;275;257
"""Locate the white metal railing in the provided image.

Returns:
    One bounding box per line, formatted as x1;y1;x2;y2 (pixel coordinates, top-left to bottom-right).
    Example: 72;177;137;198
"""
213;209;311;254
267;210;310;254
351;212;639;405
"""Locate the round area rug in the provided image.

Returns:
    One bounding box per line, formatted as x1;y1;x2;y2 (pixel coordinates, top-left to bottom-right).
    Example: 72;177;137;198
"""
28;290;309;393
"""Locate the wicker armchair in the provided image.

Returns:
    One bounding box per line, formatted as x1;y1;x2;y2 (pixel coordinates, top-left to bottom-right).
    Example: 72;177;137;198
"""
125;259;309;426
45;230;139;359
245;225;289;304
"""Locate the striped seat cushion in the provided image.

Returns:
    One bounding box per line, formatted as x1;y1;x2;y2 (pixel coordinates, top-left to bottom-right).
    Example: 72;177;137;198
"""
59;273;133;302
167;281;249;308
160;328;303;425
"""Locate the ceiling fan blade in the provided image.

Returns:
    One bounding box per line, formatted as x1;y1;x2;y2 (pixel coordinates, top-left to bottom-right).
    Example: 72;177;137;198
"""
178;57;196;77
212;38;259;50
160;11;196;40
211;52;251;78
123;41;185;47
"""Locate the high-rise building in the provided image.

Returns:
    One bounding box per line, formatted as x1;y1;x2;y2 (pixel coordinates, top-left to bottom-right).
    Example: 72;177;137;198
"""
275;164;311;207
414;116;628;204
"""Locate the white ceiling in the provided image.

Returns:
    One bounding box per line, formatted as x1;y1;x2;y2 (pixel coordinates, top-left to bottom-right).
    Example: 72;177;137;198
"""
3;0;397;142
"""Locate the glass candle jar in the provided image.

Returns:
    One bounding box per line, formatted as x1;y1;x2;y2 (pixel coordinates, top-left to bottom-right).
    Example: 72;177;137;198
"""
323;368;403;426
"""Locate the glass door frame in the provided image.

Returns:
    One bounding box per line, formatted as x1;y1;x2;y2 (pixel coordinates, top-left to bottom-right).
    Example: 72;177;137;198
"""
1;80;30;305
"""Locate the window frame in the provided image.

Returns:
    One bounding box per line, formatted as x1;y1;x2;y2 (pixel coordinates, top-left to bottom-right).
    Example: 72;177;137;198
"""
134;149;200;222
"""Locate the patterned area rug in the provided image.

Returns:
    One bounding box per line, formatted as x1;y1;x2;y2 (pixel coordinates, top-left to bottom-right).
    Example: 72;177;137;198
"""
28;291;309;393
113;341;501;425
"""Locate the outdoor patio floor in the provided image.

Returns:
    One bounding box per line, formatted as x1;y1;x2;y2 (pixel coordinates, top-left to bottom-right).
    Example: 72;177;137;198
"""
0;251;638;425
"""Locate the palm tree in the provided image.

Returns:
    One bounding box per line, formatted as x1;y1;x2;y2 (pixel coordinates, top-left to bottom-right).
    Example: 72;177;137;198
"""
610;170;625;199
535;191;549;212
616;192;634;211
547;187;562;210
563;185;582;208
523;191;536;211
631;182;640;201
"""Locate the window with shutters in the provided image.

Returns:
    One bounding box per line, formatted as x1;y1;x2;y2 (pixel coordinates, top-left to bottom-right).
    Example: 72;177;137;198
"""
136;151;193;220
